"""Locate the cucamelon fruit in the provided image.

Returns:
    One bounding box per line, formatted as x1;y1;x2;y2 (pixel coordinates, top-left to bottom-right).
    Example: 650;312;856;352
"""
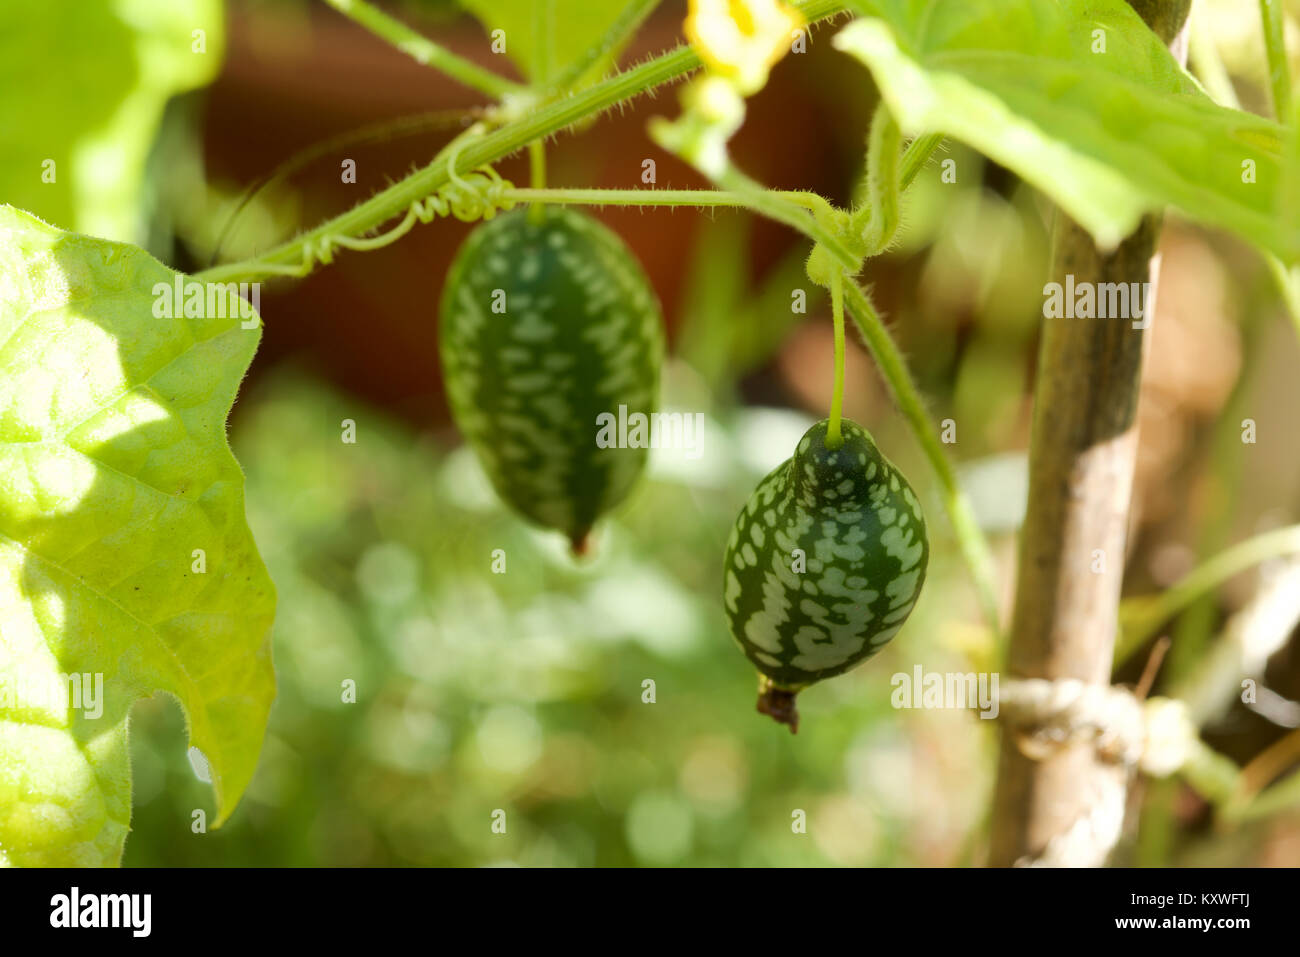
439;207;663;552
723;418;929;731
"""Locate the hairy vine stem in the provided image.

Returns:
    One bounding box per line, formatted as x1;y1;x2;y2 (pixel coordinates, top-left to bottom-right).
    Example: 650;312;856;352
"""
715;166;860;270
502;186;819;211
527;141;547;224
208;107;478;266
900;133;945;190
197;0;851;284
854;103;902;252
827;270;847;449
841;281;1002;632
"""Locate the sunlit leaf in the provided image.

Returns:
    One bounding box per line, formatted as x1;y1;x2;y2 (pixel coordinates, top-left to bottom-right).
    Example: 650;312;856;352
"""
0;206;274;866
0;0;224;242
837;0;1298;260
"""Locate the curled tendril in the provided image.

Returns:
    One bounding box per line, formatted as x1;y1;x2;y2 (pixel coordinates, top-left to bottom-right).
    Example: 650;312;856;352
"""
260;163;516;279
441;163;514;222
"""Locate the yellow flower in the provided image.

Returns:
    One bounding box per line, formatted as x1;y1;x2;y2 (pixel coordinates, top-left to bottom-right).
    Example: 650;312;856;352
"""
685;0;805;95
651;75;746;177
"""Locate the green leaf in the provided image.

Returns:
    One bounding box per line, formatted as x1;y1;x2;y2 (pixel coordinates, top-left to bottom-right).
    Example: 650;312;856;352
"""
835;0;1299;260
457;0;642;86
0;0;224;242
0;206;275;866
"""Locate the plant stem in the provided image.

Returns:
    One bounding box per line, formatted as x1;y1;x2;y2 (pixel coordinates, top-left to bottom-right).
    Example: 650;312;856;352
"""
198;0;851;284
1172;557;1300;728
1223;765;1300;822
854;103;902;251
1234;726;1300;806
900;133;945;190
321;0;525;99
1181;740;1245;808
827;270;846;448
715;165;860;270
1115;524;1300;664
500;185;856;269
841;280;1001;634
503;186;790;208
1259;0;1293;121
197;47;704;282
528;141;547;224
208;107;476;266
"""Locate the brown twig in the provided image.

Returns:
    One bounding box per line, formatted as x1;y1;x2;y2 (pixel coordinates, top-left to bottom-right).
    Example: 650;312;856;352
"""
1134;636;1172;701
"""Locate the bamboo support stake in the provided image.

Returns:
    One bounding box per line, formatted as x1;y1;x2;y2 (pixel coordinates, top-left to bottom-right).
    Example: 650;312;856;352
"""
987;0;1192;868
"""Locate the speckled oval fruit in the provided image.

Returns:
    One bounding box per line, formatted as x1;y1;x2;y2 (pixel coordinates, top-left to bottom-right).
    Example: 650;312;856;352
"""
723;418;929;731
439;207;663;551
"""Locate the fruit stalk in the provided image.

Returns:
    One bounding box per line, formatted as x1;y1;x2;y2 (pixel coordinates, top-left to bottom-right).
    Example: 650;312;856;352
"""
841;280;1001;633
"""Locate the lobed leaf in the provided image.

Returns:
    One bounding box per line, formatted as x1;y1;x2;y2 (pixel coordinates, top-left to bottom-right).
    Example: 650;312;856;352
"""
0;207;275;866
836;0;1298;260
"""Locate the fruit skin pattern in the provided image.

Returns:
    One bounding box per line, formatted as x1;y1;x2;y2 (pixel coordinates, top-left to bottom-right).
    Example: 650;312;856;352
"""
723;419;928;729
440;207;663;550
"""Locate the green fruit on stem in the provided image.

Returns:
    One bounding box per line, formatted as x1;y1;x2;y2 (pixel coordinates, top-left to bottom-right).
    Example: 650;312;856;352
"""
439;207;663;552
723;418;929;732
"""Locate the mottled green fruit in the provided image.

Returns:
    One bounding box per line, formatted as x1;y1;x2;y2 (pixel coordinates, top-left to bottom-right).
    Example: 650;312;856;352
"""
723;419;929;730
440;208;663;550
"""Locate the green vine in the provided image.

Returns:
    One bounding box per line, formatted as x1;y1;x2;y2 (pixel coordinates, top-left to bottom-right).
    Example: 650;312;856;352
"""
827;268;847;449
527;139;547;224
1259;0;1293;121
841;279;1002;634
853;102;902;253
196;0;1001;636
197;0;851;284
1115;524;1300;665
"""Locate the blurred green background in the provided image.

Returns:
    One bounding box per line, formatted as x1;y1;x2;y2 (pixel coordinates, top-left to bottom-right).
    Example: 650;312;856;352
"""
122;370;992;866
